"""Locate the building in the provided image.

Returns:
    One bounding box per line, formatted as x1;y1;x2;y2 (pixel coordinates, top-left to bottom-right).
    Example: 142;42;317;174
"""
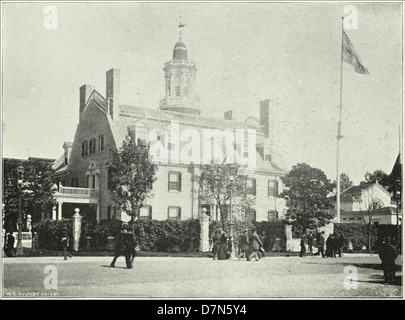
331;182;400;225
50;32;289;223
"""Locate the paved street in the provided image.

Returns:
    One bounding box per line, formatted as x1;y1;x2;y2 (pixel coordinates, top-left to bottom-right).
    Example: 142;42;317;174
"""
2;254;402;299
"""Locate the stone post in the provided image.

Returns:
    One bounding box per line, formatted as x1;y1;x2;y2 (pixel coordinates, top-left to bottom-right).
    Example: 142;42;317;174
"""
199;208;210;252
72;208;82;252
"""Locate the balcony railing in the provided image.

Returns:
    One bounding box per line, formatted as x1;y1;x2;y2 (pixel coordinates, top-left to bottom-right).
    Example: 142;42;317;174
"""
58;185;99;198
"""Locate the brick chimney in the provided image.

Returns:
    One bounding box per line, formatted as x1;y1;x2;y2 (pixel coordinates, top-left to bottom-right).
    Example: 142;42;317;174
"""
260;99;270;138
106;68;120;120
79;84;94;120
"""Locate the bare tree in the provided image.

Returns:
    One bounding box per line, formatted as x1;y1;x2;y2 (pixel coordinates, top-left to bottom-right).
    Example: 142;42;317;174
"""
357;185;382;252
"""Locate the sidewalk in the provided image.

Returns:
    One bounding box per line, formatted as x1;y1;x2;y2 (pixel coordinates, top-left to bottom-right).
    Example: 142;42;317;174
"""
5;249;385;259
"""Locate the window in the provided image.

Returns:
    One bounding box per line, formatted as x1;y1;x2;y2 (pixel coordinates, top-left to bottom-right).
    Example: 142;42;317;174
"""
168;171;182;192
82;141;88;157
107;205;117;220
268;180;278;197
268;210;278;222
265;154;271;162
175;74;181;96
168;143;175;150
184;76;190;96
370;199;383;211
140;206;152;220
99;135;104;152
168;206;181;220
246;178;256;195
89;138;96;155
246;209;256;221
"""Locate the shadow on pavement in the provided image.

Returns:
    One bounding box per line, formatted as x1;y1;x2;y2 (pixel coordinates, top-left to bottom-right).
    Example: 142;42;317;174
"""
100;265;128;269
357;276;402;286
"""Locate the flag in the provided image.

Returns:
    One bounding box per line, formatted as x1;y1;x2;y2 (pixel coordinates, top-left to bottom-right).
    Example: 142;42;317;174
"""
342;30;369;74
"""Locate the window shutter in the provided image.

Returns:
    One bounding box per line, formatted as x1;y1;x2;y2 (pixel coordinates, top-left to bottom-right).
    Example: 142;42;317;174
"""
179;207;181;220
168;173;170;191
275;180;279;196
178;172;182;191
150;206;153;220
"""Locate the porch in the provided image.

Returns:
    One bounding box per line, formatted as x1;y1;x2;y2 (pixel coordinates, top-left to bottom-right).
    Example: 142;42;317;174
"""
52;184;100;221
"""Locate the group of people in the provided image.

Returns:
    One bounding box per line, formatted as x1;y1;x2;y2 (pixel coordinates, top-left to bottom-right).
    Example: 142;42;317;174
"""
300;231;345;258
211;227;264;261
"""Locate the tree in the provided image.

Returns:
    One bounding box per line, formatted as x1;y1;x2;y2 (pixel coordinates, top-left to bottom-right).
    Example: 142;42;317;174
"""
197;162;255;231
361;169;389;187
357;185;381;252
2;158;55;232
108;137;158;234
334;172;353;192
281;163;334;234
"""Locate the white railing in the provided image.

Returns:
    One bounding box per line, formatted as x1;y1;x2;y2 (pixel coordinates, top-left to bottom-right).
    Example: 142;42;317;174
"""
58;186;99;198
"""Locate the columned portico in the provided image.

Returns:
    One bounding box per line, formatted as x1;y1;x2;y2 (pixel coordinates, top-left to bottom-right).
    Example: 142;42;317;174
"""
51;184;100;221
57;201;63;220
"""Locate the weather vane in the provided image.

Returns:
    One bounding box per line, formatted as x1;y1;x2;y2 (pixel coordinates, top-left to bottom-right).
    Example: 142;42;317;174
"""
178;15;185;40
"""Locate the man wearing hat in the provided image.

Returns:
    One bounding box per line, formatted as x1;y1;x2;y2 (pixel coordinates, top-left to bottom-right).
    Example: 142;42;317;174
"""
378;236;398;284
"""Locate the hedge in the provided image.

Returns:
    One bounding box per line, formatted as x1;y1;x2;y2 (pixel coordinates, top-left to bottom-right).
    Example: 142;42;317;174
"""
34;218;200;252
34;218;398;253
334;223;402;251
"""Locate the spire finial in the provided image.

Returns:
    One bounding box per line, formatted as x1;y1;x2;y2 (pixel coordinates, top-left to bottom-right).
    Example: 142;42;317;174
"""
178;15;185;41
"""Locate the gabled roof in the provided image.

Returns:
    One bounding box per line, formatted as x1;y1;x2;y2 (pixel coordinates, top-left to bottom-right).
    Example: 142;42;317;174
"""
341;182;391;197
79;91;287;175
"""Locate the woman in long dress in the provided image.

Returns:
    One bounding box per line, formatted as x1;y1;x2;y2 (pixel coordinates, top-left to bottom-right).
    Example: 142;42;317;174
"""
218;232;229;260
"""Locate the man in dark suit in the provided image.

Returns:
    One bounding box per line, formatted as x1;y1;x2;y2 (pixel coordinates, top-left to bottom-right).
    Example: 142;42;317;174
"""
299;234;306;257
5;231;15;257
111;225;136;269
314;231;325;258
379;236;398;284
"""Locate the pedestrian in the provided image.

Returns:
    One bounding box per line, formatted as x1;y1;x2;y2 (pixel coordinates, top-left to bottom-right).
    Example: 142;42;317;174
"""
336;233;344;257
110;224;136;269
4;231;15;257
378;236;398;284
247;227;263;261
218;231;228;260
314;231;325;258
299;234;306;258
61;232;72;260
237;230;249;260
212;229;221;260
325;234;336;258
31;232;38;255
258;231;266;258
307;231;314;253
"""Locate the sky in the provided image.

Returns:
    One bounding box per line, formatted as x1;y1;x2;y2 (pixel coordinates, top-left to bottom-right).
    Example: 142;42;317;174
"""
1;1;403;185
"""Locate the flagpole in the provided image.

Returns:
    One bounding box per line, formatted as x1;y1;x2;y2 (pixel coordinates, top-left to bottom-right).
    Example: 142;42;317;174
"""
336;17;344;223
